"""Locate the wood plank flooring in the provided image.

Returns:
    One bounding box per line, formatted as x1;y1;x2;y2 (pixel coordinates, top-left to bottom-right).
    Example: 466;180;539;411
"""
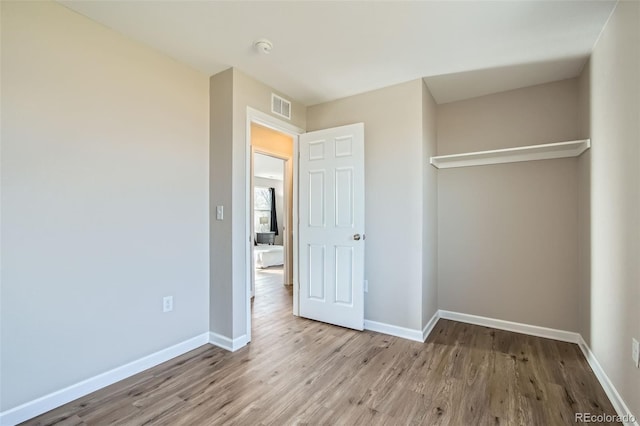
24;268;618;425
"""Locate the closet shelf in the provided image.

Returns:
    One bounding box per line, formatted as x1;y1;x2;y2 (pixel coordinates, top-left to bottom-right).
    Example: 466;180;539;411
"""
430;139;590;169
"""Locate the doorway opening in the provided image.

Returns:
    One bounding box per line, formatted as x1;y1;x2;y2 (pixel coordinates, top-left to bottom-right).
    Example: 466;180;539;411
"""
248;118;298;338
252;153;287;292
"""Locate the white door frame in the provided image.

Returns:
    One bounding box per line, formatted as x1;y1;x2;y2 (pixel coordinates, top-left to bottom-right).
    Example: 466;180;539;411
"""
245;107;304;341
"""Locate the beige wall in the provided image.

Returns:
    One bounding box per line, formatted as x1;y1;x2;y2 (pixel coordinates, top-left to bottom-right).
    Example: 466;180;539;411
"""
587;0;640;417
209;69;234;338
209;68;305;340
307;80;426;331
437;80;581;331
422;81;439;326
577;61;591;344
437;79;581;155
235;70;306;133
1;1;210;411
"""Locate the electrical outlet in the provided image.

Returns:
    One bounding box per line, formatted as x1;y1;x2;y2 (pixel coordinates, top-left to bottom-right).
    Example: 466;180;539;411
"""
364;279;368;293
163;296;173;313
632;338;639;368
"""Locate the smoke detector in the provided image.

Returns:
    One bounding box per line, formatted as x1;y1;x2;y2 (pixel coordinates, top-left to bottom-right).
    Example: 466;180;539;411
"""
254;39;273;54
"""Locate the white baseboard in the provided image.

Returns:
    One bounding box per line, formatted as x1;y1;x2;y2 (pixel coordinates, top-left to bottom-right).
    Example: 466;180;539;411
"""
209;332;249;352
577;337;639;426
0;333;210;426
364;319;424;342
438;310;581;343
422;311;440;341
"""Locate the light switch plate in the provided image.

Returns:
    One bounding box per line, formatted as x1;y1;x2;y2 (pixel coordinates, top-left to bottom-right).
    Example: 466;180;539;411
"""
163;296;173;313
216;205;223;220
632;338;639;368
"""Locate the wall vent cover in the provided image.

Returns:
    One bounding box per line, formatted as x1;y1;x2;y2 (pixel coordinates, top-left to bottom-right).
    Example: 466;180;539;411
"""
271;93;291;120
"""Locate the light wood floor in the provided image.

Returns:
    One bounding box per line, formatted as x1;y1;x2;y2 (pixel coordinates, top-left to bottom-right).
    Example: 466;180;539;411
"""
24;268;618;425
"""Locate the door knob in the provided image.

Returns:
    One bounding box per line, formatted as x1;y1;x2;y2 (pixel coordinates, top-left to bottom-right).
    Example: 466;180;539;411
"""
353;234;361;240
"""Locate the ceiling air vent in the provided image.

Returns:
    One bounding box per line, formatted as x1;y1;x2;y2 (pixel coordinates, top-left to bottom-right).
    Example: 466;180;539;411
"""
271;93;291;120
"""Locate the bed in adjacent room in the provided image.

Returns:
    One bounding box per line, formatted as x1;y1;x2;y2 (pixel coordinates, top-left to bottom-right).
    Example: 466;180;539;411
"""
254;244;284;268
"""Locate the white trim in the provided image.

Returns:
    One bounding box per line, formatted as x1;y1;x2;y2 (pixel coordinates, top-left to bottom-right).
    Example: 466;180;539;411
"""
364;320;424;343
292;139;299;316
247;107;304;136
245;114;253;343
438;310;581;343
422;310;440;341
0;333;209;426
577;337;640;426
430;139;590;169
208;332;249;352
249;146;255;300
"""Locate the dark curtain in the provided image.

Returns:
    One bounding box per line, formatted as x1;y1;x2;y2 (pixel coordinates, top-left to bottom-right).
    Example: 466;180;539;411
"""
269;187;278;236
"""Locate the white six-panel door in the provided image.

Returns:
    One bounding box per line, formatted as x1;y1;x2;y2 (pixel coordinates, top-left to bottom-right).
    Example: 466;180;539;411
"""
299;123;365;330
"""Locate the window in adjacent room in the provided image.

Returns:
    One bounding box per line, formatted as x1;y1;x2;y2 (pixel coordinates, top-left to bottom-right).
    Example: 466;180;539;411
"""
254;187;271;232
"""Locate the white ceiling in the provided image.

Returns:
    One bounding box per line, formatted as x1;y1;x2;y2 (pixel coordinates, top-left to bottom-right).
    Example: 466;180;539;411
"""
59;0;616;105
254;154;284;181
